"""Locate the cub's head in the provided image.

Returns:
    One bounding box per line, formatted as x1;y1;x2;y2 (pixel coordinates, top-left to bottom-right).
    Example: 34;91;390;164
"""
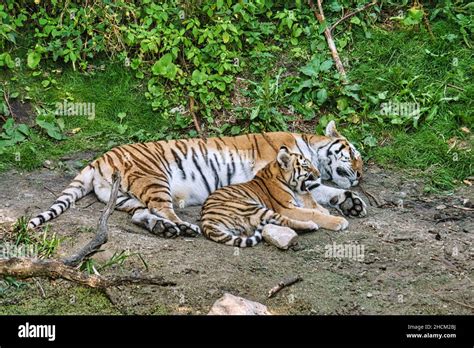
318;121;362;188
276;146;320;194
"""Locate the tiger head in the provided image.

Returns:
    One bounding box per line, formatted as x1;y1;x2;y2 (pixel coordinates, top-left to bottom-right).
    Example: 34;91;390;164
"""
317;121;362;189
276;146;320;195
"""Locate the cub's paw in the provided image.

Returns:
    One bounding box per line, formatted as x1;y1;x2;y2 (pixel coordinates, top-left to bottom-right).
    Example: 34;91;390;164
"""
330;191;367;217
299;221;319;233
177;222;201;237
152;218;181;238
334;217;349;231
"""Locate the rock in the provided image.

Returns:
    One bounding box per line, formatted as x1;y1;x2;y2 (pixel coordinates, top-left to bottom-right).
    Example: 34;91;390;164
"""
367;292;373;298
208;293;271;315
262;224;298;250
43;160;54;169
436;204;447;210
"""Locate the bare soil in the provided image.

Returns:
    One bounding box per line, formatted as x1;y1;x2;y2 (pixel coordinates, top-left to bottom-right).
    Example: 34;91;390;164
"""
0;153;472;315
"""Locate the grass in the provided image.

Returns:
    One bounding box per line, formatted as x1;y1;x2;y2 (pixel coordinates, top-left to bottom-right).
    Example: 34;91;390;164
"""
346;19;473;191
0;283;121;315
0;17;472;191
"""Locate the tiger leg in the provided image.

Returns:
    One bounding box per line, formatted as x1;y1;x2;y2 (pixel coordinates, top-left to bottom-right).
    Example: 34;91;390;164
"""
278;206;348;231
123;176;190;237
299;192;330;215
105;193;180;238
272;214;319;233
149;203;201;237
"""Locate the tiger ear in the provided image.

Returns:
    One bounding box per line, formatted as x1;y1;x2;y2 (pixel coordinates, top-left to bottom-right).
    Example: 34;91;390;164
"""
325;120;341;138
277;146;292;170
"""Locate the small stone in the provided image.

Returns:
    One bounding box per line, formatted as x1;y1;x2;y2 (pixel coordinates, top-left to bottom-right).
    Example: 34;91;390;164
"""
367;292;373;298
43;160;54;169
436;204;447;210
462;199;473;208
208;293;271;315
262;224;298;250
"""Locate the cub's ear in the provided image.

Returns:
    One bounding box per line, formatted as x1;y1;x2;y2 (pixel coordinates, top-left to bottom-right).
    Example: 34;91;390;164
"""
325;120;341;138
277;146;292;170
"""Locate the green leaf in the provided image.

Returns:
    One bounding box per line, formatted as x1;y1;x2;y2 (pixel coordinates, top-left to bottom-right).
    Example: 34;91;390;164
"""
230;125;241;135
350;17;361;25
336;97;349;111
363;135;377;147
222;32;230;43
300;65;318;77
27;51;41;69
250;106;260;120
151;53;178;80
319;59;333;72
317;89;328;104
36;115;66;140
191;69;208;85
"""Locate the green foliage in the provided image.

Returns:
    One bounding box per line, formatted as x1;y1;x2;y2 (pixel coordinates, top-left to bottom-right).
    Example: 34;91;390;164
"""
12;216;62;259
0;0;472;190
0;118;30;148
80;250;148;275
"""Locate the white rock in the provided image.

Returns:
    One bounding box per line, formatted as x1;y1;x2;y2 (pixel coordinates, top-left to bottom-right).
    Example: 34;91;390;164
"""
208;293;271;315
262;224;298;250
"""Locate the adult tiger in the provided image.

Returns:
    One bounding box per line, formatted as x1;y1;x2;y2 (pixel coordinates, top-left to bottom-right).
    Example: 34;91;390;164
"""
28;121;366;237
202;146;349;247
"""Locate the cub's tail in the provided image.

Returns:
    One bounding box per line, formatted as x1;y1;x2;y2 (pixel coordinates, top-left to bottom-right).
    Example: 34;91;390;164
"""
28;165;95;229
202;217;282;248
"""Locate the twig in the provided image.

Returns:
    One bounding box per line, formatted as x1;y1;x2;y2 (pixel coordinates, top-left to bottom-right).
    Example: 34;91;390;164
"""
450;205;474;211
62;171;121;267
189;96;202;138
330;1;377;32
359;184;381;207
268;276;302;298
429;287;474;312
43;185;58;198
308;0;347;82
34;278;46;298
446;84;465;92
0;258;176;289
2;86;15;121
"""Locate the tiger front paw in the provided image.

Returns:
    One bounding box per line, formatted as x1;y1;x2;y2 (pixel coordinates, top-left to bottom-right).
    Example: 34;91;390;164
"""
299;221;319;233
330;191;367;218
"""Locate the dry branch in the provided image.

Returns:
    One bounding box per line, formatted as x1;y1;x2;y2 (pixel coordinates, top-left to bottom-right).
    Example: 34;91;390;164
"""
268;276;303;298
359;184;382;207
0;258;175;289
0;171;177;289
63;171;121;267
329;1;377;32
189;96;203;138
308;0;347;81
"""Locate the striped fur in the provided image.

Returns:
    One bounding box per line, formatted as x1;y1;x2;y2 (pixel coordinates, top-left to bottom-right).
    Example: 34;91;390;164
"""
201;147;322;247
28;121;362;237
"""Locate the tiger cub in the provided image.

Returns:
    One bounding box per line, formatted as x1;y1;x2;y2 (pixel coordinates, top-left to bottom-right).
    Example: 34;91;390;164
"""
201;146;349;247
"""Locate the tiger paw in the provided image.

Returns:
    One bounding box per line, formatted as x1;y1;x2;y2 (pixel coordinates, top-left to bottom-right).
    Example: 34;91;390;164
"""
177;222;201;237
329;191;367;218
152;218;181;238
334;217;349;231
303;221;319;233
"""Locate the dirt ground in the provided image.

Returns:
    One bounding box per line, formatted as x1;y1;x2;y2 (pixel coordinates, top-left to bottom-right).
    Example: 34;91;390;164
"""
0;152;472;315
